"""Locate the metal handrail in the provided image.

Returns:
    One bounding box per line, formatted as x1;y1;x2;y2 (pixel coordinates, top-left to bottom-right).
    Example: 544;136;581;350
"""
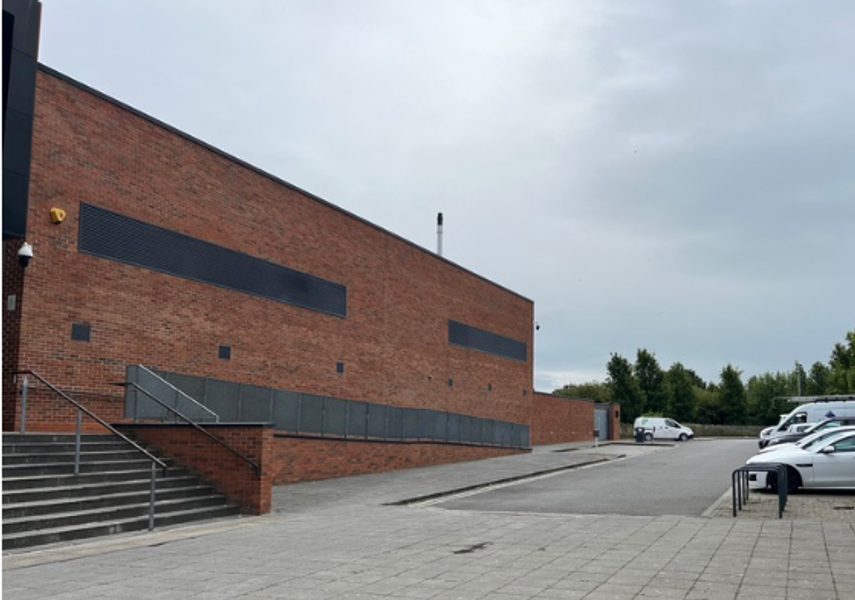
135;365;219;423
13;370;166;530
123;382;261;476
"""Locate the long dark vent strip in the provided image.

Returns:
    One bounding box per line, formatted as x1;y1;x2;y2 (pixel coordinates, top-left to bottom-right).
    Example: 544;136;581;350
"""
448;320;527;362
78;203;346;317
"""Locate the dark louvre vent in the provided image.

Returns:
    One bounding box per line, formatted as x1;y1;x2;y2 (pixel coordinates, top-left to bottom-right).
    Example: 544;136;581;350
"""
448;320;527;362
79;203;346;317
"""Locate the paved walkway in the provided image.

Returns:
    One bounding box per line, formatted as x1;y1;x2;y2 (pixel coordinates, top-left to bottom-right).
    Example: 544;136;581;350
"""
4;441;855;599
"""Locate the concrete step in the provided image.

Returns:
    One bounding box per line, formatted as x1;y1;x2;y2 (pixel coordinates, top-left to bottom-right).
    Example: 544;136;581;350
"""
2;441;134;455
2;432;243;551
3;484;216;519
3;449;159;465
2;458;165;477
2;467;192;492
3;474;201;505
3;494;232;534
2;505;242;551
2;433;118;444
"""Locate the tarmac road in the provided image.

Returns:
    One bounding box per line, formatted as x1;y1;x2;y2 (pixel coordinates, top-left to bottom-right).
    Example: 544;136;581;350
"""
437;439;759;517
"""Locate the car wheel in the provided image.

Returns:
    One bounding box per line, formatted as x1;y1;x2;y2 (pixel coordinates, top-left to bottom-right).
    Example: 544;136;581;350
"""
678;433;688;442
644;432;653;442
768;468;802;493
786;467;802;493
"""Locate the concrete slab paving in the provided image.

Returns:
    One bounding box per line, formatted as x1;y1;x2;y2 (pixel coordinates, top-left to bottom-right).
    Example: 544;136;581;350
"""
3;441;855;599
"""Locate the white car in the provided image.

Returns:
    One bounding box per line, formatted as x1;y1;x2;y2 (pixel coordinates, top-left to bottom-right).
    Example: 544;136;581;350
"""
746;430;855;492
758;425;855;454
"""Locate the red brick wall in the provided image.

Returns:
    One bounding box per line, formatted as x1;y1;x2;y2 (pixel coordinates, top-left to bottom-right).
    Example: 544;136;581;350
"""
531;393;595;445
3;240;27;431
12;68;533;435
10;386;122;434
119;424;273;515
271;436;525;484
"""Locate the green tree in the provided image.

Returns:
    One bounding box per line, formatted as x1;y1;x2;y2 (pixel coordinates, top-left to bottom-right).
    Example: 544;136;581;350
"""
684;369;708;390
607;353;644;423
828;329;855;394
719;364;748;425
791;362;808;397
805;361;831;395
554;382;612;404
634;348;667;414
665;362;695;422
694;386;723;424
746;372;790;426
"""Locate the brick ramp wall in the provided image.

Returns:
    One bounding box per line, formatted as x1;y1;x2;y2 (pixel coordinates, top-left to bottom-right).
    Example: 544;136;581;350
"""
118;423;273;515
271;436;526;484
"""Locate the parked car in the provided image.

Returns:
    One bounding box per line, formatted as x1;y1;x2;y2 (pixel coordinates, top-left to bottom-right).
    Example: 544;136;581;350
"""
759;399;855;441
759;416;855;449
758;425;855;455
746;429;855;492
633;417;694;441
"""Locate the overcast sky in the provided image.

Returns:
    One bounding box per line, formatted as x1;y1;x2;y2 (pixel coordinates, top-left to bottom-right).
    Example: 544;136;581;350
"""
38;1;854;391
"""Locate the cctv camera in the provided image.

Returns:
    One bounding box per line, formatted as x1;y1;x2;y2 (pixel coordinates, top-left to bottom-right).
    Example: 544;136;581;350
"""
18;242;33;268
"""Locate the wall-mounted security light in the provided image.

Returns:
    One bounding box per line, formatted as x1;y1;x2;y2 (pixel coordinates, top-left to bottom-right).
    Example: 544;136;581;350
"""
18;242;33;268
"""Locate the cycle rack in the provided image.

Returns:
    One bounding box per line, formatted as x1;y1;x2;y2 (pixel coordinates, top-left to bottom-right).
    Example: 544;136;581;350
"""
732;463;788;519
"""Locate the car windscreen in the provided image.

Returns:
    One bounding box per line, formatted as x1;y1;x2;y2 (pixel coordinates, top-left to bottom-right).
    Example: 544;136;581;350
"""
801;428;855;450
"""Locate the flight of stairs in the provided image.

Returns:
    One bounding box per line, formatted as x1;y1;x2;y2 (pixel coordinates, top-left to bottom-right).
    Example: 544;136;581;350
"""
2;432;241;551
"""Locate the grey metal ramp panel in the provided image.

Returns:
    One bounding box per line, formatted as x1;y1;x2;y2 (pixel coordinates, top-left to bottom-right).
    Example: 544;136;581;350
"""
272;390;300;431
124;366;173;420
497;421;510;447
484;420;496;445
347;401;368;438
470;418;484;444
204;379;241;422
427;410;447;442
366;404;387;439
324;397;348;436
447;413;460;443
239;384;273;422
125;386;165;420
387;407;404;440
403;409;424;440
299;394;324;434
460;415;473;444
176;397;217;422
162;371;207;403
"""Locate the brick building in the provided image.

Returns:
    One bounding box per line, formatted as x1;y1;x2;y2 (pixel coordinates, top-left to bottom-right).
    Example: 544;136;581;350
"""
3;1;618;513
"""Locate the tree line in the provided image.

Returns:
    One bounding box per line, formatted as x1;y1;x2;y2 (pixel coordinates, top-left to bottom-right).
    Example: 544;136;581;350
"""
554;328;855;426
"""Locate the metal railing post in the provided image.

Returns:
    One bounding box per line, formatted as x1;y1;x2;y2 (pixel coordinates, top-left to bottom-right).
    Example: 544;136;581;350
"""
74;409;82;475
149;461;156;531
20;375;28;433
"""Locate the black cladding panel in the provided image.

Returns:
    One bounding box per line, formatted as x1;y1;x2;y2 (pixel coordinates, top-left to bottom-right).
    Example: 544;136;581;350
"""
2;0;41;240
448;320;527;362
78;203;347;317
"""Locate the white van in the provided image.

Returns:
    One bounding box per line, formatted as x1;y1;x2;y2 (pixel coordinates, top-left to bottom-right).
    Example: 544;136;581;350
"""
634;417;694;441
759;400;855;440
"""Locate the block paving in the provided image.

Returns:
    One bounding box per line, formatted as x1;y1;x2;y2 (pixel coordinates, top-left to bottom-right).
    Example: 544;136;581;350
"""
4;442;854;599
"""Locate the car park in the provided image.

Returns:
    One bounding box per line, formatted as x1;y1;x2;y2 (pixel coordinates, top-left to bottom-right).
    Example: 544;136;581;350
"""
758;416;855;449
633;416;694;441
746;429;855;492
